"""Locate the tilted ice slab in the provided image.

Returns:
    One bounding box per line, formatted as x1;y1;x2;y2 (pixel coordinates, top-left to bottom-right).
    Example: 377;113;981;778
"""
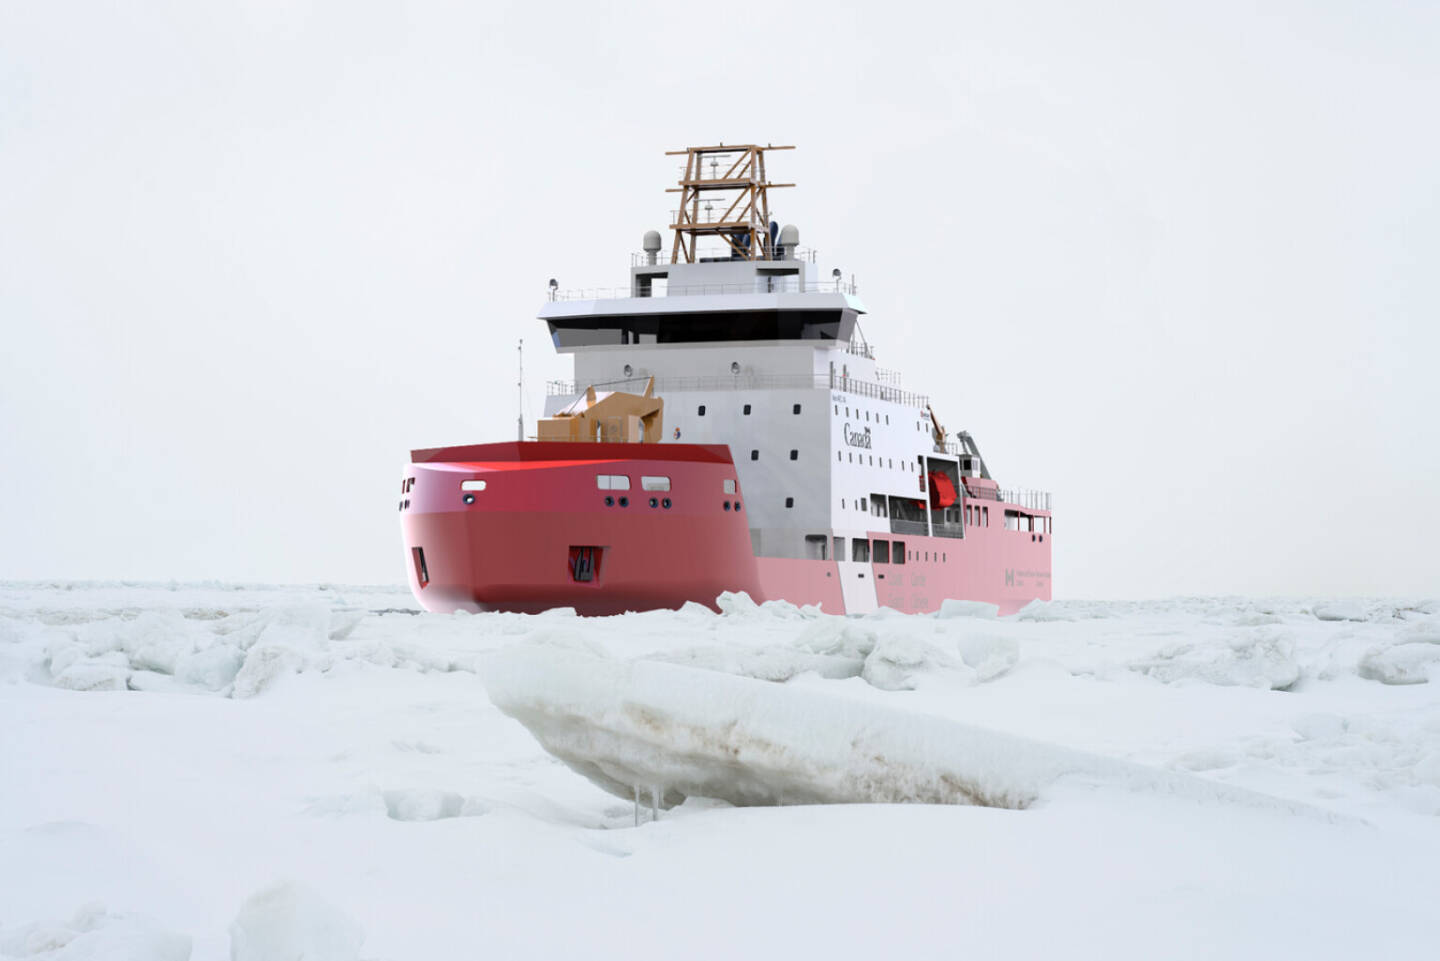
484;647;1344;818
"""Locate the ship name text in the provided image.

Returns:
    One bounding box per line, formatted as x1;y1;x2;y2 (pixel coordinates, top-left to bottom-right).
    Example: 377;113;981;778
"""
843;423;872;449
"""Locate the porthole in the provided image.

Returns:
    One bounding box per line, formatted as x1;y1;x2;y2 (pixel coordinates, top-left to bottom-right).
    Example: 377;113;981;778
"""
463;493;475;505
618;496;629;508
604;495;615;507
624;364;633;377
731;361;741;374
662;498;672;509
724;501;731;511
734;501;742;511
649;497;658;507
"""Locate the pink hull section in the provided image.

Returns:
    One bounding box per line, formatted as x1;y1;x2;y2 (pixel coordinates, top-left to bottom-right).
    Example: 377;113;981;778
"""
400;442;1050;616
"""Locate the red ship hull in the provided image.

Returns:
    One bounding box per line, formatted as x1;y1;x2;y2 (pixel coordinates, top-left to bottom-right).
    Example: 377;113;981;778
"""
400;442;762;615
400;441;1051;616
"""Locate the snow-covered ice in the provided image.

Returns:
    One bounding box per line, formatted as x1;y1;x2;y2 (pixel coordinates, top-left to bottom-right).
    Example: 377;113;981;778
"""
228;882;363;961
3;582;1439;959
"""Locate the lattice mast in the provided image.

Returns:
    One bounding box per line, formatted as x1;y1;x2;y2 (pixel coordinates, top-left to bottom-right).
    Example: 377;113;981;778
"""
666;144;794;264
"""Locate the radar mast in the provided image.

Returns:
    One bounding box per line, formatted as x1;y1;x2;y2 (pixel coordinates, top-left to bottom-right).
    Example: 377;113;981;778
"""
665;143;794;264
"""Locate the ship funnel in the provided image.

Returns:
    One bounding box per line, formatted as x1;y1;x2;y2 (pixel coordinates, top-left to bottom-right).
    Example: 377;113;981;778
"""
778;224;799;260
642;230;662;265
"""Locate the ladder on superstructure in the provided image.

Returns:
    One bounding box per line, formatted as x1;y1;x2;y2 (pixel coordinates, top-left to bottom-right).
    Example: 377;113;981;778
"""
665;143;794;264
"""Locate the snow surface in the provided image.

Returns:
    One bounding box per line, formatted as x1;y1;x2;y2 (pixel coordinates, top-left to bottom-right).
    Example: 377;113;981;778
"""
3;583;1439;959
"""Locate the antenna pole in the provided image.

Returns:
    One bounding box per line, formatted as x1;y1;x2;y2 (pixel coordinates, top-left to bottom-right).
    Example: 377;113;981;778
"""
517;339;524;441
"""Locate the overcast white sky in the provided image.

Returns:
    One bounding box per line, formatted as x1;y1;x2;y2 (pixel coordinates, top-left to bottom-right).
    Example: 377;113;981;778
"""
2;1;1436;597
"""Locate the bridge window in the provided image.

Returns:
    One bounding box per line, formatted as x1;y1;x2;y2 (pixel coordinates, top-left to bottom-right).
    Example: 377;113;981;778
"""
833;536;845;559
805;535;828;560
596;474;630;490
873;540;890;563
641;476;670;491
892;541;906;564
852;539;870;562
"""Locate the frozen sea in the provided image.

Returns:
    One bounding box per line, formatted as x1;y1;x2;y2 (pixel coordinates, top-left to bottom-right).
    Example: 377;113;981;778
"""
2;582;1438;960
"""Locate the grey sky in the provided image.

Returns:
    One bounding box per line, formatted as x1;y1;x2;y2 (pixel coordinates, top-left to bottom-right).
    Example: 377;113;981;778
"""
2;1;1436;597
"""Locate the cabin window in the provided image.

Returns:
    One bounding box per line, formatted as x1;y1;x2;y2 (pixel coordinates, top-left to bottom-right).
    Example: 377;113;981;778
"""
785;497;795;508
805;535;828;560
793;404;802;415
596;474;630;490
852;539;870;563
841;499;846;509
983;506;989;526
750;450;759;461
848;453;853;463
641;476;670;491
790;449;798;460
885;415;890;425
873;540;890;563
697;405;706;416
837;451;841;462
723;479;737;494
892;541;906;564
743;404;752;415
461;480;486;492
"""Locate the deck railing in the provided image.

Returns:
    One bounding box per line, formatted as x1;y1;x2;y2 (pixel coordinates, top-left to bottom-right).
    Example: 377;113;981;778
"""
547;370;931;409
550;276;856;301
888;519;929;536
962;483;1052;511
630;247;819;267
